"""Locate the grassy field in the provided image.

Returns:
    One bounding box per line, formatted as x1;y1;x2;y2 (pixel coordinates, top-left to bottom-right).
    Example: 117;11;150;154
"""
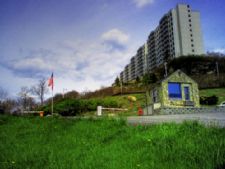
1;115;225;169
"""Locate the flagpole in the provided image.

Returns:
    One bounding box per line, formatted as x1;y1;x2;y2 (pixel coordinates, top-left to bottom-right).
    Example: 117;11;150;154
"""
48;72;54;116
51;88;53;115
120;79;122;96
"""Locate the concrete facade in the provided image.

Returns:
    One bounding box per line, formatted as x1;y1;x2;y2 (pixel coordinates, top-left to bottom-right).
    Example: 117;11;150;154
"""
120;44;148;83
146;4;204;70
119;4;204;83
136;44;147;78
172;4;204;57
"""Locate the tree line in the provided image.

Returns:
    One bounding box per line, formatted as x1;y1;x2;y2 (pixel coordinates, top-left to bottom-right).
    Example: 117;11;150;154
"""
0;78;49;114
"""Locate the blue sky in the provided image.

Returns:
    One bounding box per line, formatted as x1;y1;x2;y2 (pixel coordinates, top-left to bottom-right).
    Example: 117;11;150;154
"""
0;0;225;98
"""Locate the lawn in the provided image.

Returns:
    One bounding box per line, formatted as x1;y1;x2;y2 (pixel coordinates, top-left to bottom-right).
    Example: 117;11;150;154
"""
1;115;225;169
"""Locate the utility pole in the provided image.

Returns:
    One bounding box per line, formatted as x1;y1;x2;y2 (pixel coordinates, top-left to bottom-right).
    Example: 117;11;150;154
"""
62;88;67;98
216;62;219;78
164;62;168;77
120;79;123;96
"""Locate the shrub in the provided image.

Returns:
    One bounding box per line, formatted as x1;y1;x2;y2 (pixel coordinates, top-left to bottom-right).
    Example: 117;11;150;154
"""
200;95;218;105
56;99;82;116
102;99;119;108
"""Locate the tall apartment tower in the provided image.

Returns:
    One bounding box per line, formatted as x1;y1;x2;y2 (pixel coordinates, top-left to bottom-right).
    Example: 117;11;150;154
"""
136;44;148;78
147;4;204;71
119;4;204;83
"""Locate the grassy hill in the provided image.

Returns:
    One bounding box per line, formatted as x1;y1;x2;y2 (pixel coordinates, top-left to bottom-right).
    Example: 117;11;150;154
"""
81;93;146;116
152;55;225;89
88;87;225;115
42;87;225;117
0;115;225;169
113;87;225;107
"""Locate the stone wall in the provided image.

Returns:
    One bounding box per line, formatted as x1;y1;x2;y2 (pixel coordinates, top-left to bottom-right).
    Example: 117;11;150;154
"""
155;107;225;115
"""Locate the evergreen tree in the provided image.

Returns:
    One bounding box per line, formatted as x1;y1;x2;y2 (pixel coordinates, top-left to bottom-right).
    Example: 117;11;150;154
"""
115;77;120;86
136;76;140;84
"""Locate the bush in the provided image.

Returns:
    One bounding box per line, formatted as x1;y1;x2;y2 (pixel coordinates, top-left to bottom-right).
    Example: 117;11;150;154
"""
0;107;4;114
102;99;119;108
200;95;218;105
55;99;83;116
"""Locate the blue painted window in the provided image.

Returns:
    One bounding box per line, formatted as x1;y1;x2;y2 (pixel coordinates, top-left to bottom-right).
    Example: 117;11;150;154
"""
184;86;190;101
168;83;182;99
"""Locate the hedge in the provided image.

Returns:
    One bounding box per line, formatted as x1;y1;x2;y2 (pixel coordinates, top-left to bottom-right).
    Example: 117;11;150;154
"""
200;95;218;105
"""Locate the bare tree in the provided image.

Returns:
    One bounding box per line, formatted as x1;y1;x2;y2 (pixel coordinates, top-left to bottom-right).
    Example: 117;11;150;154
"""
0;87;19;114
31;78;49;106
0;87;8;114
2;99;18;114
18;86;32;110
0;87;8;101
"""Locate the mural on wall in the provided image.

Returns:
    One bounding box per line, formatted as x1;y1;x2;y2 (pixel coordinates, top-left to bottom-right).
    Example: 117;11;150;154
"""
147;70;200;110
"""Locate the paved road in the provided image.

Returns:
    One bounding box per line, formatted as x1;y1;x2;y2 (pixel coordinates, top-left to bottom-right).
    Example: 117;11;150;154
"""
127;112;225;127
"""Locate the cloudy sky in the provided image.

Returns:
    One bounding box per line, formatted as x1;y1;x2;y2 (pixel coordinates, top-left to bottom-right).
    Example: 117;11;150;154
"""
0;0;225;98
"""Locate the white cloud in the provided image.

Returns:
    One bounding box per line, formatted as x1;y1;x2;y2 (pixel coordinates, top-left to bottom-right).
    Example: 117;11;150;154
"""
101;28;129;46
2;33;136;97
13;57;53;71
213;48;225;54
133;0;154;8
0;65;36;98
49;39;134;94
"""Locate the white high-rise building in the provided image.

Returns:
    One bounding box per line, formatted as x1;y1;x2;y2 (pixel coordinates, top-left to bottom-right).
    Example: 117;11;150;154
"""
135;44;148;78
119;4;204;82
147;4;204;71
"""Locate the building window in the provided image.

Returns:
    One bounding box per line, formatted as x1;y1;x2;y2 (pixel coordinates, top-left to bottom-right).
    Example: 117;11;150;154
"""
188;14;191;17
190;29;192;32
191;39;194;42
189;19;191;22
184;86;190;101
191;44;194;47
192;49;195;52
189;24;192;27
168;82;182;99
190;34;193;37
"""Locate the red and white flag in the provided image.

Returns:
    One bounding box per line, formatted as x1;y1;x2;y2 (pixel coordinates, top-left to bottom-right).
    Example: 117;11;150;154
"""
48;73;54;90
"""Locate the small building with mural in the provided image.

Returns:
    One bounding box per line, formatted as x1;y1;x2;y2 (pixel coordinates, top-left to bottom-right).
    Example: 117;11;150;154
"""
146;70;200;114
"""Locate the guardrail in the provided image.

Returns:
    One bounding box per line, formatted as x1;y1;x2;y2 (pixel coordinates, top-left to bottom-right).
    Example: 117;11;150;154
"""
17;111;44;117
22;111;41;114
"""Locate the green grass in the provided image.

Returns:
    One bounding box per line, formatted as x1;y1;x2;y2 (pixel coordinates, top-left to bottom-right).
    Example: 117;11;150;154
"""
200;88;225;104
108;93;146;115
1;115;225;169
